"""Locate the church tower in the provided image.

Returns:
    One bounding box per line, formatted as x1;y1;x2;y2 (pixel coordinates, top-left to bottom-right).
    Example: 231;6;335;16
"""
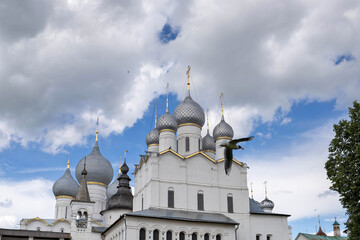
173;66;205;156
75;118;113;219
333;217;340;236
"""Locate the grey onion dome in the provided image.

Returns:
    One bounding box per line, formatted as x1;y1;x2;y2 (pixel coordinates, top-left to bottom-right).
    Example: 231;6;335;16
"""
53;168;79;198
259;197;275;210
173;96;205;127
146;128;159;145
157;112;178;132
202;132;216;152
106;172;121;200
75;141;114;186
213;118;234;140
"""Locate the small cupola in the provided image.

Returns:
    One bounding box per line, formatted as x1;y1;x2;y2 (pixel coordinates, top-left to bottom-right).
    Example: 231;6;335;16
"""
53;159;79;198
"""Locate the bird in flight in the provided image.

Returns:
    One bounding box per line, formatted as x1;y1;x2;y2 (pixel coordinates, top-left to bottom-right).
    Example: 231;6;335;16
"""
220;136;254;175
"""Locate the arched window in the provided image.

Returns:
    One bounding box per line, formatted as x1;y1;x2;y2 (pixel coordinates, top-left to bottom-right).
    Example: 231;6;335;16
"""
153;229;160;240
36;227;41;231
84;211;88;219
179;232;185;240
141;195;144;210
227;193;234;213
166;231;172;240
266;234;272;240
197;190;204;211
186;137;190;152
204;233;210;240
216;234;222;240
77;211;82;220
192;232;197;240
60;228;64;233
168;188;174;208
139;228;146;240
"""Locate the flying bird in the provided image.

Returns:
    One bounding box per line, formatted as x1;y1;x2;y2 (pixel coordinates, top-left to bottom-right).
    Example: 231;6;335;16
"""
221;136;254;175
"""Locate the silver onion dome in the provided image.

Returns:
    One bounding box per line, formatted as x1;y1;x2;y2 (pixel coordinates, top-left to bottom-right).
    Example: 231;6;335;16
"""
213;119;234;141
259;197;275;210
53;167;79;198
75;141;114;186
173;96;205;127
157;112;177;132
202;133;216;152
146;128;159;146
106;171;121;200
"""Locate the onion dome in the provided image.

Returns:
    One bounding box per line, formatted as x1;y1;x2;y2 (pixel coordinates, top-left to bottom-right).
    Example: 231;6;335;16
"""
146;128;159;146
107;158;133;210
213;119;234;140
53;161;79;198
173;95;205;127
157;112;177;132
75;141;113;186
259;197;274;210
202;133;216;152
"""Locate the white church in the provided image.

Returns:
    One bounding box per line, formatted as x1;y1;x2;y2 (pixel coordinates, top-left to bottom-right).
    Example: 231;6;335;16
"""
9;71;292;240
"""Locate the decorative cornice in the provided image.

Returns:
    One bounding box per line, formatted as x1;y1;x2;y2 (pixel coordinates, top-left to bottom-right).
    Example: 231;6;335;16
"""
159;149;183;158
215;136;232;141
51;218;70;226
178;123;202;129
159;129;176;133
87;181;108;187
25;217;49;226
217;158;243;166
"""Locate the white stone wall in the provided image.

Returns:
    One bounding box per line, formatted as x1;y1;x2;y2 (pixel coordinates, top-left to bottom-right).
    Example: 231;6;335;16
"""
159;131;176;152
249;214;290;240
55;197;72;219
177;125;202;156
102;209;131;227
103;215;236;240
87;184;107;219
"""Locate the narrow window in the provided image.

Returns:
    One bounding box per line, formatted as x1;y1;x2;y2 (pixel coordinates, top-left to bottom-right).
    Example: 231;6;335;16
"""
198;139;200;151
141;195;144;210
192;233;197;240
37;227;41;231
166;231;172;240
197;191;204;211
179;232;185;240
256;235;261;240
139;228;146;240
216;234;221;240
177;140;179;152
204;233;210;240
168;188;174;208
65;206;67;218
227;194;234;213
153;229;159;240
186;137;190;152
266;235;271;240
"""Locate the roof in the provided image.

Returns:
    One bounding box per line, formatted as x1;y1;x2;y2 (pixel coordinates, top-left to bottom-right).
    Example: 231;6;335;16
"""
126;208;239;225
249;198;290;217
0;228;70;239
296;233;347;240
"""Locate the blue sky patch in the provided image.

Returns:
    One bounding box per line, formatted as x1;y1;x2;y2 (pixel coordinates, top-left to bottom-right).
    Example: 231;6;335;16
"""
158;23;180;44
334;53;355;65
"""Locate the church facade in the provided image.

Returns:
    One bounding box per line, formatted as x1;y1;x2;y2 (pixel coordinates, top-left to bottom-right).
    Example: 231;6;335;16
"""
16;77;291;240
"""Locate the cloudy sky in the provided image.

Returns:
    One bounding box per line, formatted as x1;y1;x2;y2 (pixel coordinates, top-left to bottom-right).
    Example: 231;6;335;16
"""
0;0;359;237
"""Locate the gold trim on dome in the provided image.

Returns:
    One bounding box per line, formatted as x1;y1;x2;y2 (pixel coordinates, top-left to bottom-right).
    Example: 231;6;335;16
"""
148;143;159;147
26;217;49;226
56;195;75;199
87;181;108;187
178;123;202;129
159;129;176;133
215;136;232;141
51;218;70;226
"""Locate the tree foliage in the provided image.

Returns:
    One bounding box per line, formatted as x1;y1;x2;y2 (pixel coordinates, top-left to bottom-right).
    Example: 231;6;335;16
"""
325;101;360;239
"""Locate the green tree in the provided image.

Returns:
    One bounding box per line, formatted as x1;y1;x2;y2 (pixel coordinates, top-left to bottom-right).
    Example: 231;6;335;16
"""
325;100;360;239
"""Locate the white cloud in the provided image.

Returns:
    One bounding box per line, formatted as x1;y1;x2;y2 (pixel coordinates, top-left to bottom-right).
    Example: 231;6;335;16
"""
0;0;359;153
246;117;347;221
0;178;55;229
